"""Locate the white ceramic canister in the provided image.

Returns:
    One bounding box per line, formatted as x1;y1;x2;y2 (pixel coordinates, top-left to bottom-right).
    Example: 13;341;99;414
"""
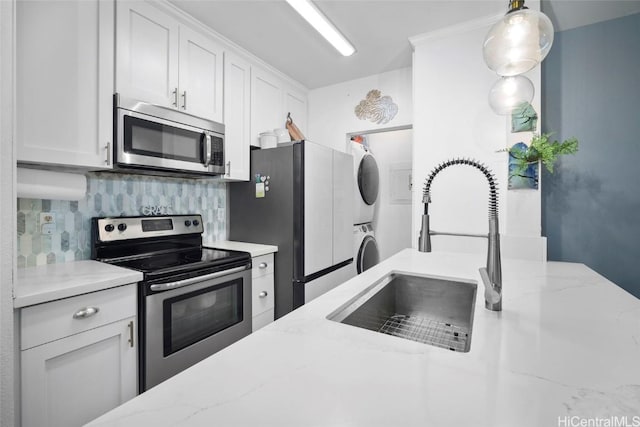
259;131;277;149
273;128;291;144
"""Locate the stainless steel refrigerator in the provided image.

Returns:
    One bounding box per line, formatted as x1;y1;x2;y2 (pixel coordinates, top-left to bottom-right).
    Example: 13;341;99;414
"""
229;140;354;319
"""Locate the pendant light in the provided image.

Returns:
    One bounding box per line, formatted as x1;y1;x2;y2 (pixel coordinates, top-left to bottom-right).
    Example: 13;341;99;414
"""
483;0;554;76
488;75;534;115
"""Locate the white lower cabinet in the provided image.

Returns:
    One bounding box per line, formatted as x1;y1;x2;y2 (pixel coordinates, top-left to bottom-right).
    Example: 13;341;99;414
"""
251;253;275;331
20;284;137;427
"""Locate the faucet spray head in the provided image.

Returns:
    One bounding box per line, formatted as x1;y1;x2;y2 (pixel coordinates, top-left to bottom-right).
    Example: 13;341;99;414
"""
418;213;431;252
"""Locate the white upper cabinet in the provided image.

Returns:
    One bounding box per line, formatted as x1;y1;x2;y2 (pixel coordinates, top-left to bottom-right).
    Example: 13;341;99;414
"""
178;26;224;122
116;1;223;122
251;67;286;147
15;0;305;175
16;0;114;169
250;66;308;147
284;86;308;140
116;1;179;108
222;52;251;181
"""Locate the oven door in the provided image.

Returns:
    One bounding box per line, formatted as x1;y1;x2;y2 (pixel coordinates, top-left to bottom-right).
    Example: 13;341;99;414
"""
116;108;225;175
142;266;251;391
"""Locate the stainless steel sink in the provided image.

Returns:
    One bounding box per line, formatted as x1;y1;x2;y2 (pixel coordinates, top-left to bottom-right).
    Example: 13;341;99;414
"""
327;272;477;352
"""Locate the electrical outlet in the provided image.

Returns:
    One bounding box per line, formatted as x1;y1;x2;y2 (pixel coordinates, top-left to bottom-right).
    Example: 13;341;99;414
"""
40;212;56;235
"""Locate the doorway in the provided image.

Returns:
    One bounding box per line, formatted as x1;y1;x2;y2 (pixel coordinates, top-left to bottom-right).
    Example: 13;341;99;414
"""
348;127;413;262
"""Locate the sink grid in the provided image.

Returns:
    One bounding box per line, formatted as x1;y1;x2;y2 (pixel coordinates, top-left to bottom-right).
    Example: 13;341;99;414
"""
377;314;469;352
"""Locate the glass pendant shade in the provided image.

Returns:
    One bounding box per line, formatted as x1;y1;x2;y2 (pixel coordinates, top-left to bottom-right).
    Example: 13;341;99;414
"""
483;8;554;76
488;75;534;115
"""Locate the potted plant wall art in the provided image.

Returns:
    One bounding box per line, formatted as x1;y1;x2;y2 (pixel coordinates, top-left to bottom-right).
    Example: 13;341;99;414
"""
501;133;579;189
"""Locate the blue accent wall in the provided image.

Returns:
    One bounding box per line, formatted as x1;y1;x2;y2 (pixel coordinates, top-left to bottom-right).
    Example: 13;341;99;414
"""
542;13;640;298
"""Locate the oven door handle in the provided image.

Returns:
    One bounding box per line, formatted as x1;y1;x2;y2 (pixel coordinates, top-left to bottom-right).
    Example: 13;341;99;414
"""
149;266;247;292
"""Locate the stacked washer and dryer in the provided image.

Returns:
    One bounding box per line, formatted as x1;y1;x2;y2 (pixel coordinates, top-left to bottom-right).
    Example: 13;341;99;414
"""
351;140;381;274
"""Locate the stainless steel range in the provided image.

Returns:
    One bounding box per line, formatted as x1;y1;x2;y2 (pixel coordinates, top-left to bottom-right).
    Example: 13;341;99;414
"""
91;214;252;392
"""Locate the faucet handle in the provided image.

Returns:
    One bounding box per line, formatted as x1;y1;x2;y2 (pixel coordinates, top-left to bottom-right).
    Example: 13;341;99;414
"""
479;267;501;310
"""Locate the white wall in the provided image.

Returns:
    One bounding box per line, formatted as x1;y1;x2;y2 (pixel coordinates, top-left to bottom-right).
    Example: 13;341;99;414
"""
410;10;546;260
307;67;412;152
367;129;413;260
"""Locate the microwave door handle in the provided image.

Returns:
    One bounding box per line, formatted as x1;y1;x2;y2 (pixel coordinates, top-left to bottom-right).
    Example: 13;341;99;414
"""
203;133;212;167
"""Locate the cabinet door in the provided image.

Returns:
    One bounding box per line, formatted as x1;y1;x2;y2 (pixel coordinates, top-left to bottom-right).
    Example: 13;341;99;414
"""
116;1;179;108
250;67;284;147
16;0;113;168
21;318;137;427
222;52;251;181
284;86;308;139
178;26;224;122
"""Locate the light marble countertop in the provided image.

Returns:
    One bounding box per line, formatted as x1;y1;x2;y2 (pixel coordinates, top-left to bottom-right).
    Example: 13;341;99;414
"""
14;260;143;308
203;240;278;258
88;249;640;427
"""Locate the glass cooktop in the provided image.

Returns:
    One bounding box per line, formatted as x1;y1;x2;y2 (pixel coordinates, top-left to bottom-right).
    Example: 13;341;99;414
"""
111;248;250;275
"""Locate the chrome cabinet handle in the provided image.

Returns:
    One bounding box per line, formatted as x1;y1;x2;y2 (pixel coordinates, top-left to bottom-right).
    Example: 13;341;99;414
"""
149;266;247;292
172;88;178;107
127;320;134;348
104;142;111;165
73;306;99;319
259;291;268;298
226;161;231;176
182;91;187;110
258;262;267;269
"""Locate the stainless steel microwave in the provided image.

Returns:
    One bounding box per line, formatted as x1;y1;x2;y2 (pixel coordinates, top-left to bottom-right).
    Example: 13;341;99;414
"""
113;93;225;177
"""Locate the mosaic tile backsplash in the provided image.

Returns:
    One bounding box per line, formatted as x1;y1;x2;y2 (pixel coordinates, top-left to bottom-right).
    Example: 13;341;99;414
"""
17;172;227;268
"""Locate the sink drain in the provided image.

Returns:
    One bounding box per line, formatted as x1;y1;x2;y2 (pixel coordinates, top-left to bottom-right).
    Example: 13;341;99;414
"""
378;314;470;352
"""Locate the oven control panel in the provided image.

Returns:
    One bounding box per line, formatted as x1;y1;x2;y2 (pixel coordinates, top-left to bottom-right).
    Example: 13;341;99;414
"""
94;215;204;242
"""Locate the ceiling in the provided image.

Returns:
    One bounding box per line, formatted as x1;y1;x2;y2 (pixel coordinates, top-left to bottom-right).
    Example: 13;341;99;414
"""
169;0;640;89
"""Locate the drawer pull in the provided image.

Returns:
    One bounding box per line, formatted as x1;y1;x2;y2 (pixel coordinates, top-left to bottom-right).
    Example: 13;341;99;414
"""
259;262;268;269
128;320;135;348
259;291;268;298
73;306;99;319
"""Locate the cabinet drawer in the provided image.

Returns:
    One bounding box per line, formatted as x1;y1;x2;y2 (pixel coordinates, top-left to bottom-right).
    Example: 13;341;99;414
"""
21;284;136;350
252;254;274;279
252;274;274;316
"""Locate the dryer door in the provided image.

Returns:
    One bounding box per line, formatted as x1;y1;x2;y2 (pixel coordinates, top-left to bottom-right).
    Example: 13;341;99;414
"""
357;154;379;206
357;235;380;274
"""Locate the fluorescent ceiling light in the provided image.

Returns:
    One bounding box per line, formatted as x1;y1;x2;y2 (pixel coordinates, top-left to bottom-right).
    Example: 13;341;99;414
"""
286;0;356;57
